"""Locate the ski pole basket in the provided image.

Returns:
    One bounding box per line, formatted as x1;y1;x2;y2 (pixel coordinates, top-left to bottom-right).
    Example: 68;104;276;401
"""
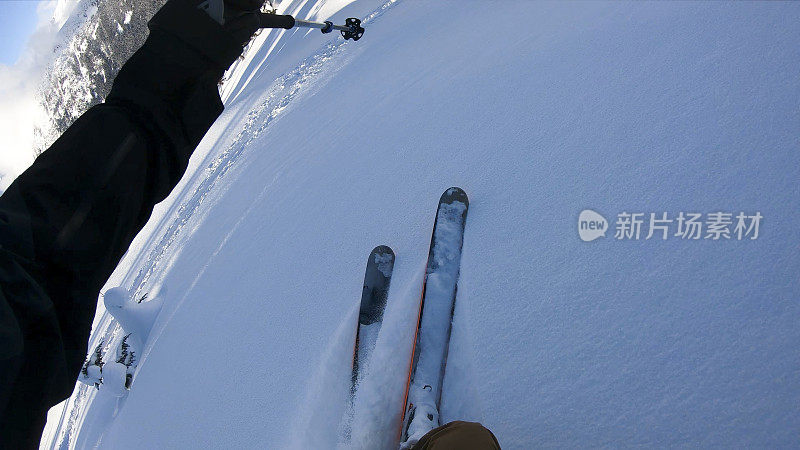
258;13;365;41
341;18;364;41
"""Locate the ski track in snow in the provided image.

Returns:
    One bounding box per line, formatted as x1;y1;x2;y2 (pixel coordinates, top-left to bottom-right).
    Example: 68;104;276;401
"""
127;0;401;304
45;1;404;448
288;305;357;449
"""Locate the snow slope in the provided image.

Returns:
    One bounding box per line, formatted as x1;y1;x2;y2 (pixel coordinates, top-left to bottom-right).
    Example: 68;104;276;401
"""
43;1;800;448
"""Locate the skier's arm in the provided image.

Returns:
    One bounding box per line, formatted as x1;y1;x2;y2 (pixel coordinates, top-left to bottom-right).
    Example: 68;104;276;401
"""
0;0;262;446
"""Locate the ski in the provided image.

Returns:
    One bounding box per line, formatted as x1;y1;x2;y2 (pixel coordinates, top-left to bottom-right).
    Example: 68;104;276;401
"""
351;245;396;393
342;245;395;441
399;187;470;447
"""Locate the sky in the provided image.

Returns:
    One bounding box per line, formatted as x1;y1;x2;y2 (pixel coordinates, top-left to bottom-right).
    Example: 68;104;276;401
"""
0;0;59;192
0;1;42;65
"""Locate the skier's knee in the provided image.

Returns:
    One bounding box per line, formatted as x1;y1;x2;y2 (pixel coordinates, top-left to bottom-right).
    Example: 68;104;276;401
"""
413;420;500;449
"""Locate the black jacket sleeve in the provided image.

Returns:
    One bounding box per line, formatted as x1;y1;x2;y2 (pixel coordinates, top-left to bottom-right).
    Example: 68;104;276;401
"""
0;1;252;447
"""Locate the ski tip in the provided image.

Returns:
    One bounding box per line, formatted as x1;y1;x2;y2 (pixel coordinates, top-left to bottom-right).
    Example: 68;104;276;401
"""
371;245;395;256
439;187;469;207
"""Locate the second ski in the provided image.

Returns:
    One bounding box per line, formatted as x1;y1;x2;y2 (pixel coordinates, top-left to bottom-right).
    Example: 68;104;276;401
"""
399;187;470;446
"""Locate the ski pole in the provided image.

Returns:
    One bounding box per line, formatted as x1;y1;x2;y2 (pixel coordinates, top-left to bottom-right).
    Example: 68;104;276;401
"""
257;13;365;41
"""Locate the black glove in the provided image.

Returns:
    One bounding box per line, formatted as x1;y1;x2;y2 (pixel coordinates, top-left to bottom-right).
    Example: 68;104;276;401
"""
197;0;268;46
202;0;295;32
106;0;266;154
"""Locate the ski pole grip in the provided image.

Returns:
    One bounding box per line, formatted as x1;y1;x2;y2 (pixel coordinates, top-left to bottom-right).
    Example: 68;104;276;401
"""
257;13;295;29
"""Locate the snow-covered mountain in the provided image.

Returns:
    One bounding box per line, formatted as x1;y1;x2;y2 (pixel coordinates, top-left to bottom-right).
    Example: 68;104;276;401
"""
40;0;800;448
35;0;165;155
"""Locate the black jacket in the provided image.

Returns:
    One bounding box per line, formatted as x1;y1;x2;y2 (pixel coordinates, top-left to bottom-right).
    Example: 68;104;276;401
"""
0;1;250;446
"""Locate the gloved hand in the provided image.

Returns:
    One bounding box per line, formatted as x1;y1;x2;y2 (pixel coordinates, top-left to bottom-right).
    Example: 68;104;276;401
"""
197;0;268;45
201;0;295;35
107;0;266;155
